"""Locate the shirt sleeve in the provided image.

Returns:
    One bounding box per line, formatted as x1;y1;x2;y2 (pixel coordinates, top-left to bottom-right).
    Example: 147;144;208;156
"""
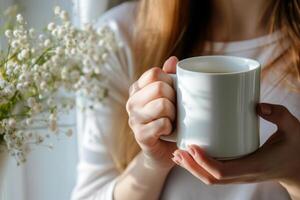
71;10;135;199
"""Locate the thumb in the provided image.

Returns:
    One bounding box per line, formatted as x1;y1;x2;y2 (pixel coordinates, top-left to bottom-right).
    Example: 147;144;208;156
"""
162;56;178;74
256;103;300;133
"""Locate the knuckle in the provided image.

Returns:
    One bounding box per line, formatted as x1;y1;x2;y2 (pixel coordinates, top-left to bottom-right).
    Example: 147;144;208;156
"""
134;126;146;142
148;67;162;81
204;177;216;185
135;133;146;144
276;105;292;119
157;118;172;134
128;82;136;95
128;117;135;128
278;105;288;114
126;99;133;113
157;98;169;113
154;81;166;96
214;168;225;180
134;132;144;143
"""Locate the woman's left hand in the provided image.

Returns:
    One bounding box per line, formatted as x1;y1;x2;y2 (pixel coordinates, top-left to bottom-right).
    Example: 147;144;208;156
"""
172;103;300;199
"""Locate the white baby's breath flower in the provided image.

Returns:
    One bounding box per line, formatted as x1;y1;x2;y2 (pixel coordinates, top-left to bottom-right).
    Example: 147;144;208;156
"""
64;21;71;29
47;22;56;31
0;6;118;164
38;34;45;41
40;81;47;90
8;118;16;128
20;49;30;59
49;113;57;121
57;27;65;38
5;30;13;38
19;73;26;81
16;14;24;24
51;29;58;37
51;55;59;63
61;68;68;79
102;53;108;60
44;39;51;47
55;47;64;56
11;40;19;48
26;118;33;125
94;67;101;75
60;11;69;21
70;48;76;55
29;28;35;38
31;48;36;54
31;58;37;64
54;6;61;16
17;53;23;61
16;83;24;90
13;30;19;37
33;64;39;71
23;82;30;88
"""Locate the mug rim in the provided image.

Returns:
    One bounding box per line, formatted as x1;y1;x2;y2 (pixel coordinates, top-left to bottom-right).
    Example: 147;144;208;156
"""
177;55;261;75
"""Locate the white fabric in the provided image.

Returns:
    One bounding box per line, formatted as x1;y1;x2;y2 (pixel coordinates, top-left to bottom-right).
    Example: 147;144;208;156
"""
74;0;109;25
72;2;300;200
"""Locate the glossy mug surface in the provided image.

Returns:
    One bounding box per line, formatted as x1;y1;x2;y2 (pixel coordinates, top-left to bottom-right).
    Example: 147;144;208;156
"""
161;56;261;159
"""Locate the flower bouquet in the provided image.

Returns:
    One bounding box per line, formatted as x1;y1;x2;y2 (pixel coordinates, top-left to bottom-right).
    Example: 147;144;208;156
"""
0;6;118;165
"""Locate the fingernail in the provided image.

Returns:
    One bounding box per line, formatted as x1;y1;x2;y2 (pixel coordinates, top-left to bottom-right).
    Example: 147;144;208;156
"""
166;57;177;66
187;146;196;157
171;157;181;165
169;56;178;62
260;104;272;115
172;152;182;162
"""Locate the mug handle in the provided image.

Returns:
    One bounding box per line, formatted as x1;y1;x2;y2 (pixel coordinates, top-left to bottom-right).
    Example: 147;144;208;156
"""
160;74;178;143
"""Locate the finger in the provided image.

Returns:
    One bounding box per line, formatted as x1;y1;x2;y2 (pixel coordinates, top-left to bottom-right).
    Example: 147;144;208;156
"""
257;103;300;134
132;117;172;147
129;67;173;96
173;150;217;185
127;81;175;113
186;145;271;180
162;56;178;74
174;149;268;185
130;98;176;124
186;145;228;180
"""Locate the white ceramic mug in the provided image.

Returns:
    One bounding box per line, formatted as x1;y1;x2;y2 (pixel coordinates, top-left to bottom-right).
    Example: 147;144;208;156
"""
161;56;261;159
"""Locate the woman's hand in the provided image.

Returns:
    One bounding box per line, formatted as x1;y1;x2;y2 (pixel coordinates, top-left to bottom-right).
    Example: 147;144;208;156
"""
172;103;300;199
126;56;178;170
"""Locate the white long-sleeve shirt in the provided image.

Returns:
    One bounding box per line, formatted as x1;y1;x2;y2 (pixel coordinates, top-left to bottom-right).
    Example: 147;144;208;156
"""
71;2;300;200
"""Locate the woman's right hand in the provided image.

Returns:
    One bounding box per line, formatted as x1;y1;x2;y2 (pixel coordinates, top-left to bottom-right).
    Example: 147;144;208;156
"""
126;56;178;170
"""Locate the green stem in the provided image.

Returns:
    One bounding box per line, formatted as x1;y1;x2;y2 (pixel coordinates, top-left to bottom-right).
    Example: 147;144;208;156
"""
30;46;54;68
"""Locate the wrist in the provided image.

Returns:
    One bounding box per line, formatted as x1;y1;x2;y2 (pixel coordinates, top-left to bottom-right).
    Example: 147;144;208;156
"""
141;152;175;172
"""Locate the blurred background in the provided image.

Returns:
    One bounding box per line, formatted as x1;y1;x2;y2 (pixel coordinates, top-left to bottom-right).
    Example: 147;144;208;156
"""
0;0;128;199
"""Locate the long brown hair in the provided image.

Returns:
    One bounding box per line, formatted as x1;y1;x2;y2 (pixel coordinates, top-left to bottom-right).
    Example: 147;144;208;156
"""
112;0;300;172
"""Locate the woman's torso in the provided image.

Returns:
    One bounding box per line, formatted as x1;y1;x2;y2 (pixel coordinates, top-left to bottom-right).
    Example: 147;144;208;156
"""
98;2;300;200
